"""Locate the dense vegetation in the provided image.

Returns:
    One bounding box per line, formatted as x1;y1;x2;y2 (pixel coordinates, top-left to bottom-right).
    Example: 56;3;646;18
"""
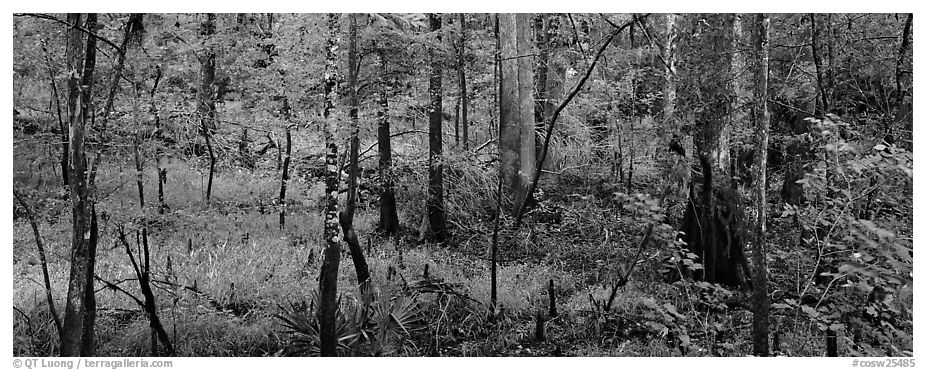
12;13;912;357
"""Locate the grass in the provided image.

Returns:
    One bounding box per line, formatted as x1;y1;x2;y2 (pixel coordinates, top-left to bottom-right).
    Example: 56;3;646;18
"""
12;135;911;357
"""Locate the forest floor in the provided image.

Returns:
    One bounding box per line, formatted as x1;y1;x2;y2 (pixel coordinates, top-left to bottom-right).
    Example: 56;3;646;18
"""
11;144;885;357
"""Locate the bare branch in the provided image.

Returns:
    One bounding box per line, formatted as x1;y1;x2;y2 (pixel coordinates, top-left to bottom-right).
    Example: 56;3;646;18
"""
15;13;124;54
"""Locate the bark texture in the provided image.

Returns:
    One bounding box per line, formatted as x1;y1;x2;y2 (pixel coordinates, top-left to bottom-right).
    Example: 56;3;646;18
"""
425;13;448;241
318;13;342;357
752;13;771;357
498;13;536;211
60;13;98;357
376;50;399;235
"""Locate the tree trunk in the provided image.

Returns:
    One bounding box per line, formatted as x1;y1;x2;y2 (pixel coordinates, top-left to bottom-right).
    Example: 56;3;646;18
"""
61;13;98;357
158;167;167;214
425;13;448;242
150;66;167;215
62;13;84;187
133;134;145;208
678;14;751;287
660;13;679;178
894;13;913;141
341;14;371;290
751;13;771;357
376;50;399;235
345;14;361;223
810;14;829;114
513;16;638;226
199;13;217;202
117;228;175;356
278;128;291;230
317;13;342;358
458;13;469;150
540;15;566;172
533;14;549;128
14;190;63;338
662;13;677;130
101;14;143;123
498;13;536;212
727;14;747;176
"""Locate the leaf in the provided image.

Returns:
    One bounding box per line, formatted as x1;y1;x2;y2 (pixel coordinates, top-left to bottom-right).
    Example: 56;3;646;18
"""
801;305;819;318
874;144;886;151
663;303;684;319
679;333;691;346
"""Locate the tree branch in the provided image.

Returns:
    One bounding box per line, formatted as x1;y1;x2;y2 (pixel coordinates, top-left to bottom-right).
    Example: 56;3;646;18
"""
15;13;124;54
13;190;63;337
514;14;649;227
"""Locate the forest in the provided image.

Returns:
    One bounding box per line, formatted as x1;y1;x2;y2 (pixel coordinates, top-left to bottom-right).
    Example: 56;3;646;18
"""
11;13;913;357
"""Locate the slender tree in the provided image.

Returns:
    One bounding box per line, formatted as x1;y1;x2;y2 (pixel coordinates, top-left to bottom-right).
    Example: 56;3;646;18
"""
533;14;550;126
893;13;913;129
100;14;144;123
198;13;217;202
425;13;448;241
498;13;536;211
317;13;342;358
340;13;371;290
514;15;643;226
14;190;62;338
60;13;99;357
751;12;771;357
278;127;291;230
61;13;83;187
662;13;677;123
726;13;746;175
376;48;399;235
810;14;829;114
458;13;470;150
133;134;145;208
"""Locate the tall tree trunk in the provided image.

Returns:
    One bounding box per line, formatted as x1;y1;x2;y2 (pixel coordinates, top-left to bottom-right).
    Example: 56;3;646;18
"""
61;13;84;187
514;16;638;226
14;191;63;338
894;13;913;136
810;14;829;114
541;15;566;172
199;13;217;202
751;13;771;357
727;14;747;176
458;13;469;150
151;67;167;215
61;13;98;357
627;17;638;192
660;13;679;177
425;13;448;242
101;14;144;123
345;14;361;223
278;128;291;230
678;14;751;287
377;50;399;235
341;14;371;290
533;14;549;128
133;134;145;208
498;13;536;212
317;13;342;358
662;13;677;129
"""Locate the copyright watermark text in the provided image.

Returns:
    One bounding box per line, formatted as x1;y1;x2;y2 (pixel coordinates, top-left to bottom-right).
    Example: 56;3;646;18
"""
852;358;916;368
12;358;173;370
